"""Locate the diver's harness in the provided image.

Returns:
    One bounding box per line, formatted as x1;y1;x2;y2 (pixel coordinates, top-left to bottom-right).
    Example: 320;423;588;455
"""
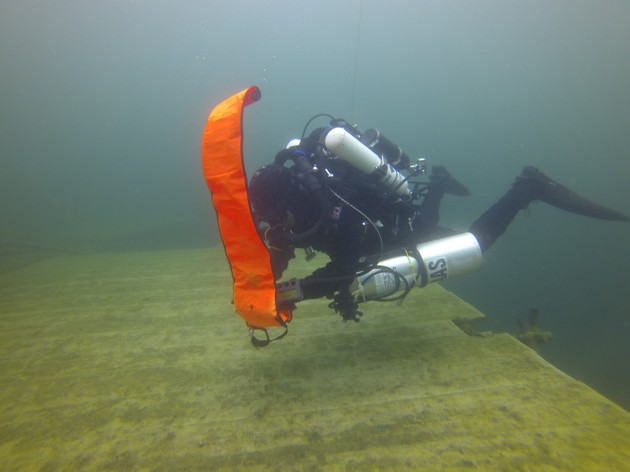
251;115;482;345
262;116;427;249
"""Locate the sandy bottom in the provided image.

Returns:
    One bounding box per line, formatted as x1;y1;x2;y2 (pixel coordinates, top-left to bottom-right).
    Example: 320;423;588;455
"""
1;247;628;470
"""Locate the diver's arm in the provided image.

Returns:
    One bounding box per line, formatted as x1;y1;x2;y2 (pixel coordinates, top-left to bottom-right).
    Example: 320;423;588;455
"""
298;257;364;322
269;246;295;280
299;206;364;300
299;260;356;300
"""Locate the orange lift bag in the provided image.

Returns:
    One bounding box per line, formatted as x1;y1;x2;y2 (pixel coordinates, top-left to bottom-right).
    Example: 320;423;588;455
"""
201;86;292;335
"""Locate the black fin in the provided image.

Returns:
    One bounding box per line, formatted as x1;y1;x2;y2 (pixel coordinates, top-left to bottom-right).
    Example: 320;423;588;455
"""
430;165;472;196
516;167;629;221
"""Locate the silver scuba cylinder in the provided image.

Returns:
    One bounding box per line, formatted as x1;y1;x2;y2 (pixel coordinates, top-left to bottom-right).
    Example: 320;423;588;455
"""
350;232;482;302
324;127;412;199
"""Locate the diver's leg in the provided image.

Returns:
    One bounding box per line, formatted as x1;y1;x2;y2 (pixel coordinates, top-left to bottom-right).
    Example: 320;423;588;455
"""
418;166;471;228
468;185;528;252
417;185;444;229
470;166;629;252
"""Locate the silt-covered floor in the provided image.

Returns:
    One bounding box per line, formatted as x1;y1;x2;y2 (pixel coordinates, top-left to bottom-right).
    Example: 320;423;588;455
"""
0;247;628;470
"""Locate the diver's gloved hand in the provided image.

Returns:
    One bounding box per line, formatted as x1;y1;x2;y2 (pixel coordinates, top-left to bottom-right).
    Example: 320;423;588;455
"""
329;292;363;322
269;245;295;279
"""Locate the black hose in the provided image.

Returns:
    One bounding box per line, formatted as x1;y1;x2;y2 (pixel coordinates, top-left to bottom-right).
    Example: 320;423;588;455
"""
300;113;336;141
359;266;411;302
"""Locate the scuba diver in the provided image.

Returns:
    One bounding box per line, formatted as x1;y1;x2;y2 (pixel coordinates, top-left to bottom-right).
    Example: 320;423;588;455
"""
247;115;629;322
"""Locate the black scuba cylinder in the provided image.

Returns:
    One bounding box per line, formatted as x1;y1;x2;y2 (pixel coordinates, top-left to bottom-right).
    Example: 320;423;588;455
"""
361;128;411;170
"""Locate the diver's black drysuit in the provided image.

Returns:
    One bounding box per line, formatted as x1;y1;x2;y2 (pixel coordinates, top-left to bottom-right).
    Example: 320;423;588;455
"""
249;123;628;320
